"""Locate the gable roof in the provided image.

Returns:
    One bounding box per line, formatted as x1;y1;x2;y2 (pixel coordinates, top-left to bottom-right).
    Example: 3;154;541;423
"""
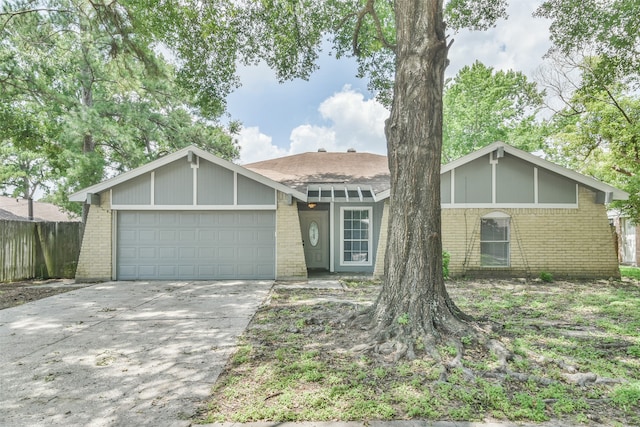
69;145;307;203
442;141;628;201
244;151;391;196
69;142;628;206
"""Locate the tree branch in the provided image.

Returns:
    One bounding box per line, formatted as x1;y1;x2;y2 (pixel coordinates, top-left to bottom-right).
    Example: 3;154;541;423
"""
0;8;72;31
352;0;395;56
604;87;634;125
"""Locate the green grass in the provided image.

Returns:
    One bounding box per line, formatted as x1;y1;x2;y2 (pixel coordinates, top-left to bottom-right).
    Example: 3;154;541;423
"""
194;279;640;425
620;266;640;280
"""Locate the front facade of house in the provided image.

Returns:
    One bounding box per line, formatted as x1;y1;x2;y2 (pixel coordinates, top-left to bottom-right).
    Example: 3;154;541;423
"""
71;143;627;282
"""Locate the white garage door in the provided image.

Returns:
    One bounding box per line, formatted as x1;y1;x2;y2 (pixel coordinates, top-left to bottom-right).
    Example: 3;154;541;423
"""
117;211;275;280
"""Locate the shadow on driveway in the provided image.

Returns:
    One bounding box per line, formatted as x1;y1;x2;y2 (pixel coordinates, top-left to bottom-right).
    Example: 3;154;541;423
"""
0;280;272;426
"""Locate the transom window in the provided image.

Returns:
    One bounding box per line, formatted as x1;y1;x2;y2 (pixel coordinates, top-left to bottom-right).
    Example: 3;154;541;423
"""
340;207;372;265
480;213;510;267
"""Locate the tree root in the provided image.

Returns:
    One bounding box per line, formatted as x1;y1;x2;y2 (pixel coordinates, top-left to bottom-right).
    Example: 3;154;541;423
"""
344;314;627;390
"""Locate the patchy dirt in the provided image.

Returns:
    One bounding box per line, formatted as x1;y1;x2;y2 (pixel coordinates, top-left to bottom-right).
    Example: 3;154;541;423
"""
198;278;640;425
0;279;88;310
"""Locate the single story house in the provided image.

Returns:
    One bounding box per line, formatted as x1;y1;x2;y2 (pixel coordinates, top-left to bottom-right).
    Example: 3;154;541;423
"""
70;142;627;281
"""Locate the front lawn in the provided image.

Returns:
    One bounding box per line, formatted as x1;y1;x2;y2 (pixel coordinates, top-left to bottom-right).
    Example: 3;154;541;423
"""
621;266;640;280
194;278;640;425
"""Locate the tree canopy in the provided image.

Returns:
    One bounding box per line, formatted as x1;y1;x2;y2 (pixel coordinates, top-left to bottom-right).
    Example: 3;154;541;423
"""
541;55;640;221
536;0;639;220
0;0;238;212
442;61;545;162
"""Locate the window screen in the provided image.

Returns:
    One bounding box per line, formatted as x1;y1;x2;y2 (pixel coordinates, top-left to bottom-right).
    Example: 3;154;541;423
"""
480;217;510;267
342;208;371;264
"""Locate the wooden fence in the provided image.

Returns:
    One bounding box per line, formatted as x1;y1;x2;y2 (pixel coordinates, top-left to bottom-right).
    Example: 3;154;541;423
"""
0;220;83;282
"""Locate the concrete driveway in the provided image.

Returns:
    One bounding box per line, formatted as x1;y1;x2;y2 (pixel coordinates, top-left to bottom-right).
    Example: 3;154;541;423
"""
0;280;272;427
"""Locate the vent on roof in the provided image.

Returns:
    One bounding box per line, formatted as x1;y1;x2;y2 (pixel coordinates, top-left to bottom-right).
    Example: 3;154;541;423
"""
317;148;327;152
347;148;356;152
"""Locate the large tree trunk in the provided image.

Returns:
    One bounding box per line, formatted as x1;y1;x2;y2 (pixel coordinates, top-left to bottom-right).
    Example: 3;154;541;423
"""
370;0;472;353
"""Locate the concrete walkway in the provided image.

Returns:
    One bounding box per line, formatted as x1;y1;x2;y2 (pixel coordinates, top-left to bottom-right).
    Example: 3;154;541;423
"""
0;280;272;427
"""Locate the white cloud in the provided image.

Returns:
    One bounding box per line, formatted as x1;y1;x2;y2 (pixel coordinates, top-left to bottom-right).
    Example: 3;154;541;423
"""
290;86;389;155
237;127;287;164
237;86;389;163
289;125;337;154
448;1;552;78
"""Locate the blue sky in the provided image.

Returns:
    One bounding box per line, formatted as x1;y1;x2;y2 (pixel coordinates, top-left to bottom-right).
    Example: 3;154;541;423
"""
227;1;553;164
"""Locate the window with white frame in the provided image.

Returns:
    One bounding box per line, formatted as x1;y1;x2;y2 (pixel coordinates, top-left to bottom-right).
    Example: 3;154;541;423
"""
480;213;510;267
341;207;372;265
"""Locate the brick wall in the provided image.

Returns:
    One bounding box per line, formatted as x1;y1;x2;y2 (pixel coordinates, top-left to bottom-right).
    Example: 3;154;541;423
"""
373;200;389;279
75;192;112;281
442;186;620;279
275;192;307;280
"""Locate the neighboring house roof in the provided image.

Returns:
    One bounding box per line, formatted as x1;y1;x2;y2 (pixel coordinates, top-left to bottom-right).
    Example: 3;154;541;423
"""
442;141;629;201
0;196;79;222
69;145;307;203
244;151;391;199
0;208;27;221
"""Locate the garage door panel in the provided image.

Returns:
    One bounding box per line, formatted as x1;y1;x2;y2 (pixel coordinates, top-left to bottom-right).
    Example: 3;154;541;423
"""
119;265;137;277
256;230;273;241
139;247;157;259
119;247;137;258
139;265;158;276
218;230;236;243
238;230;255;242
179;247;196;259
159;230;176;241
198;265;215;276
217;214;235;226
198;247;215;259
218;264;235;276
178;265;195;276
218;247;236;261
255;264;275;276
120;229;137;241
139;230;157;242
198;214;217;226
179;213;197;225
117;211;275;280
156;212;175;224
256;247;274;259
158;247;176;258
158;266;178;278
199;229;215;241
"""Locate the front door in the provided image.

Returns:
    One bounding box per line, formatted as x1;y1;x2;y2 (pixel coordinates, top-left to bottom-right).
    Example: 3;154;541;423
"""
299;210;329;270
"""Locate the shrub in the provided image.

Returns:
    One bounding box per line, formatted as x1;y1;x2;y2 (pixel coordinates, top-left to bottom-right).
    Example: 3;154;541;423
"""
539;271;553;283
443;250;451;279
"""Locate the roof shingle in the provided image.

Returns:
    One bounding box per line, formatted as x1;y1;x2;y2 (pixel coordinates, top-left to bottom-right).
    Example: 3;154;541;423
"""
244;151;391;194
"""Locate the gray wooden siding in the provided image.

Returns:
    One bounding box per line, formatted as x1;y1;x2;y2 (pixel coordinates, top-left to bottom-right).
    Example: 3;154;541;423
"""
154;160;193;205
237;174;275;205
538;168;576;204
454;155;492;203
112;173;151;205
496;154;535;203
441;171;451;204
197;160;234;205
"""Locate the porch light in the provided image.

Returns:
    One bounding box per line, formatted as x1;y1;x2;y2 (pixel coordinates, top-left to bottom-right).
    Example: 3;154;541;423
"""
308;202;317;209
